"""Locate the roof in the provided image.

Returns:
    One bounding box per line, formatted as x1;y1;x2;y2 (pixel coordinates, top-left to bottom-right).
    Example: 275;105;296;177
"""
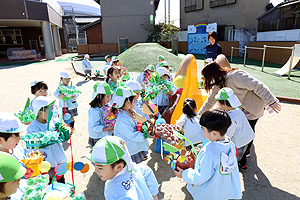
81;18;102;30
57;0;100;16
257;0;300;20
75;17;100;24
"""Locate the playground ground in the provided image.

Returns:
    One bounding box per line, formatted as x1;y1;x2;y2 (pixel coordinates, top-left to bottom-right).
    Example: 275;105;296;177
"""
0;55;300;199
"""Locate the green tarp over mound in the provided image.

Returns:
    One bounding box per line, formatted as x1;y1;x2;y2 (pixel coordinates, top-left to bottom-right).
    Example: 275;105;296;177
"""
118;43;183;72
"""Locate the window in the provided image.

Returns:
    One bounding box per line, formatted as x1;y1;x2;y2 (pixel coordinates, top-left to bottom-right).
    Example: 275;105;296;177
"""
0;29;23;45
185;0;204;12
210;0;236;8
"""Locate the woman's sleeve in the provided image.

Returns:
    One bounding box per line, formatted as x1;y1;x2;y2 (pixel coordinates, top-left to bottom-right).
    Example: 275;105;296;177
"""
198;86;220;116
176;114;186;129
231;71;277;105
217;44;223;55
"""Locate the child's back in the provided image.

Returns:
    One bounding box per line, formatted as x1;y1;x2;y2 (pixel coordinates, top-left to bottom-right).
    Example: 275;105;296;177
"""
226;108;255;149
182;138;241;200
105;163;158;200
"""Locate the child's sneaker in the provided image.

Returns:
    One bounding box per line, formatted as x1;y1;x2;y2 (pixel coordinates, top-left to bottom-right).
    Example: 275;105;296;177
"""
239;163;248;172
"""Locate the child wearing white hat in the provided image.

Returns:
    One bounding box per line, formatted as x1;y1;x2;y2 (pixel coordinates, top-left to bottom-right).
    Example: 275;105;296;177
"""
27;96;67;183
54;71;80;129
88;82;114;147
136;65;155;90
152;67;177;114
89;136;159;200
215;87;255;171
0;114;31;200
112;86;149;164
125;80;150;120
103;55;111;75
82;54;93;80
106;67;121;93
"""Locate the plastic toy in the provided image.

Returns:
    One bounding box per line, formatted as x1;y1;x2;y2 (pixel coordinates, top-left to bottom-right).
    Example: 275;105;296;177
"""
15;97;35;124
103;104;118;129
22;122;70;149
95;70;105;78
21;151;51;178
135;121;154;138
58;82;81;101
24;175;49;200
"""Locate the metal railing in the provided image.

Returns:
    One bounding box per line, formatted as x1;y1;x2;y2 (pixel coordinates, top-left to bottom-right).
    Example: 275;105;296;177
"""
230;45;295;80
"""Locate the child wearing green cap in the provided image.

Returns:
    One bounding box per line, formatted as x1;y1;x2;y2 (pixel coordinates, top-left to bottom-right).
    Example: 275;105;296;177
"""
0;152;27;200
112;86;149;164
27;96;67;183
156;55;165;69
88;82;115;147
215;87;255;171
89;136;158;200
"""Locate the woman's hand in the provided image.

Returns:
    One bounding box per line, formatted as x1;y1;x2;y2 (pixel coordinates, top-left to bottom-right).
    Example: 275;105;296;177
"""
270;102;281;113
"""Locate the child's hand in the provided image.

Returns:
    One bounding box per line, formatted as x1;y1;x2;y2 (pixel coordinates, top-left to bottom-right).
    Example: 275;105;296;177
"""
71;95;75;98
168;91;173;95
103;127;114;131
174;167;184;178
153;195;159;200
58;94;66;99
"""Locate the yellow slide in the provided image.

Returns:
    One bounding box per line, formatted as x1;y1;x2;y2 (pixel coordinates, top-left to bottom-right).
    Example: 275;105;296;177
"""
170;55;208;124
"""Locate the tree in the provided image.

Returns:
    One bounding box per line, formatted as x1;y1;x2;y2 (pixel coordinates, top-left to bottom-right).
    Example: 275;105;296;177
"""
147;22;179;42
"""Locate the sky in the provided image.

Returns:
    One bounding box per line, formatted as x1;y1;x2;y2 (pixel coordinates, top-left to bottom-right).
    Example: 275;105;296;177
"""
155;0;285;27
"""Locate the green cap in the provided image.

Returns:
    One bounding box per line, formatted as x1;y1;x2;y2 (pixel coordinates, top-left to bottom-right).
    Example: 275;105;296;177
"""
0;152;26;182
91;82;113;101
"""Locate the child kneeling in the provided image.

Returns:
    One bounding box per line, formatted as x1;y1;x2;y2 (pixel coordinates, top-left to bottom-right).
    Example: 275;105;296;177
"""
175;109;242;200
89;136;159;200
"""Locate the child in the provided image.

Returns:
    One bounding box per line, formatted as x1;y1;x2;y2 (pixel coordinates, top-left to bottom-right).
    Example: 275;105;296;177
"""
174;109;242;200
88;82;114;147
215;87;255;171
89;136;159;200
125;80;151;120
158;61;173;81
103;55;111;76
106;67;121;93
152;67;177;114
156;55;164;69
0;152;26;200
112;86;149;164
82;54;93;80
27;96;67;183
136;65;154;90
176;98;205;149
28;80;49;110
54;72;80;129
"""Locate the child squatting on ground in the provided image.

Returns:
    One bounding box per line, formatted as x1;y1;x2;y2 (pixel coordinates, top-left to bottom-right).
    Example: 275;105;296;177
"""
89;136;159;200
174;109;242;200
112;86;149;164
88;82;114;147
215;87;255;171
176;98;205;150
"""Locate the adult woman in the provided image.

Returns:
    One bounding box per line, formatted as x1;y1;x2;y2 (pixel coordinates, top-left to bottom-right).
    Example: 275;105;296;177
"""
198;54;281;169
205;31;223;61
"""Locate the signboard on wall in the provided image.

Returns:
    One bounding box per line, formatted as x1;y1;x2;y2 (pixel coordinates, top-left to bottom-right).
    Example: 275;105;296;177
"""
187;23;217;55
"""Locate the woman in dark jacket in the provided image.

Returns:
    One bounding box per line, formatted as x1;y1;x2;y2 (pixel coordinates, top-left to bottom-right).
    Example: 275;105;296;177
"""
205;31;222;60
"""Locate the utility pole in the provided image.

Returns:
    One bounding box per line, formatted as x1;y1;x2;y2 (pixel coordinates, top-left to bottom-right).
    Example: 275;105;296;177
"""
168;0;170;23
164;0;167;23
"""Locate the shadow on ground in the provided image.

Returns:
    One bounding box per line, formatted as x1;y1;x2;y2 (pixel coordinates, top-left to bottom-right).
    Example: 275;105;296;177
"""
242;146;300;200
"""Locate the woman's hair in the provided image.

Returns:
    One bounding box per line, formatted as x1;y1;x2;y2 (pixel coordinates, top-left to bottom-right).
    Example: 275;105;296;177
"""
31;82;48;95
182;98;197;119
208;31;218;41
199;109;232;136
201;62;230;92
90;94;105;108
106;67;118;83
0;132;20;141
